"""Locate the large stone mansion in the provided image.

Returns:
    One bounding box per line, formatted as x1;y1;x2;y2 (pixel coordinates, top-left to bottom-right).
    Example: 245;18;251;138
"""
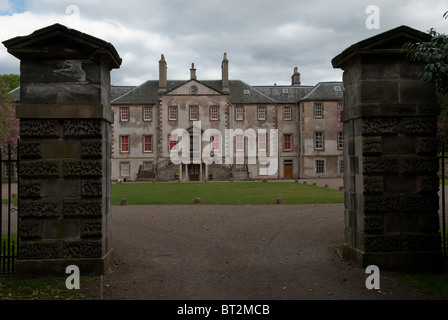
110;53;344;182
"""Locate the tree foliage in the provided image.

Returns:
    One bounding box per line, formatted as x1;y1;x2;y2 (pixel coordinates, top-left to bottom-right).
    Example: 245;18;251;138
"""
0;74;20;155
404;28;448;95
404;12;448;143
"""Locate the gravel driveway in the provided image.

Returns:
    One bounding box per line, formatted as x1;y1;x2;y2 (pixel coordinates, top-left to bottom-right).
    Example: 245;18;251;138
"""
81;203;440;300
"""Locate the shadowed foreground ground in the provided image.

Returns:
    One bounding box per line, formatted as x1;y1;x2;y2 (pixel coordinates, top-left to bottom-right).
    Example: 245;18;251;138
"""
80;203;441;301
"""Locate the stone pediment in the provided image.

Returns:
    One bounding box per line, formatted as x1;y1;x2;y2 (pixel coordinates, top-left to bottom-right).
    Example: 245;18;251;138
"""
332;25;431;69
165;80;224;96
2;23;121;69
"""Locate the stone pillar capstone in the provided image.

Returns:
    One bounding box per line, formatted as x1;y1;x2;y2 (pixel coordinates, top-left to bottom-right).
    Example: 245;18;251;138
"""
3;23;122;276
332;25;443;270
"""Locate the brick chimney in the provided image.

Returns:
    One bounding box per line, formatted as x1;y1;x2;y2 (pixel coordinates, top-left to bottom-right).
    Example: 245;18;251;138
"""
190;63;197;80
221;52;229;92
159;54;167;91
291;67;301;85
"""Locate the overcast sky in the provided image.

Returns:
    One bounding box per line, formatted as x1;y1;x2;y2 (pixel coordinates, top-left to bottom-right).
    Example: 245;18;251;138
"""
0;0;447;87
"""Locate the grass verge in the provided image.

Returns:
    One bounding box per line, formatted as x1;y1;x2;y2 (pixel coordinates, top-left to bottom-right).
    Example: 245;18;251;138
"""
111;181;344;205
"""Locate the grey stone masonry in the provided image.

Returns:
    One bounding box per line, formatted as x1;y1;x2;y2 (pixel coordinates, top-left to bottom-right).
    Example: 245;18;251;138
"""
3;24;121;276
332;26;443;270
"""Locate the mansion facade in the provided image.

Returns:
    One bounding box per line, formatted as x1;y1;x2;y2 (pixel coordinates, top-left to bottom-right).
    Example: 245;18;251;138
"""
110;53;344;182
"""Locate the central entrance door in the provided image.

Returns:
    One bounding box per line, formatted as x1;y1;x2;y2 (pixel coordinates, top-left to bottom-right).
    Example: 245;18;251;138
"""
189;164;200;181
284;161;293;179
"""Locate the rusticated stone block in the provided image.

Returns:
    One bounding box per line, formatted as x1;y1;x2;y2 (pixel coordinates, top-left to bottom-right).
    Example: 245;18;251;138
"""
363;195;400;214
20;142;41;159
81;141;103;159
416;137;438;155
19;222;42;240
63;200;102;218
62;240;102;258
364;235;401;252
363;215;383;234
362;137;382;156
19;241;60;260
20;119;59;138
402;157;439;174
362;157;399;174
20;161;59;178
418;176;440;193
63;120;102;138
400;234;440;252
19;181;41;198
363;176;383;194
81;180;102;197
81;219;103;238
362;117;399;136
20;200;60;218
402;194;439;214
63;160;102;177
399;117;438;135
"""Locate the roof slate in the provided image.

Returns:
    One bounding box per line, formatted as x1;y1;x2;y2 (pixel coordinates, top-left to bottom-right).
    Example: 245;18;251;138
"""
301;82;344;101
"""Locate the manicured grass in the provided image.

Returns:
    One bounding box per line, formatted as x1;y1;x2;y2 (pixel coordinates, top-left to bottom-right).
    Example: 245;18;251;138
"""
111;181;344;205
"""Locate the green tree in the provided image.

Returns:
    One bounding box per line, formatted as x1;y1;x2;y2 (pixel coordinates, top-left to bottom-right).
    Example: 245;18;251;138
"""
404;12;448;142
0;74;20;92
0;74;20;156
404;28;448;95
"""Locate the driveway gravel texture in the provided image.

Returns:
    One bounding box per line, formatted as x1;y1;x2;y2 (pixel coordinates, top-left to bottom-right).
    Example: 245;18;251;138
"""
80;203;442;301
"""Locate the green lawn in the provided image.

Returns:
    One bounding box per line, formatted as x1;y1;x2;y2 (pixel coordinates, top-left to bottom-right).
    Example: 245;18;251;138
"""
111;181;344;205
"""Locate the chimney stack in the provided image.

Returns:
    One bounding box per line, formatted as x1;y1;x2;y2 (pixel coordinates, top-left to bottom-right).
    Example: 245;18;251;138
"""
222;52;229;92
291;67;301;85
190;63;197;80
159;54;167;91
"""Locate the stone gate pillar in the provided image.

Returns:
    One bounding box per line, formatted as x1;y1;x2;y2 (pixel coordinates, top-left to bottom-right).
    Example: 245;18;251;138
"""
3;24;121;275
332;26;443;270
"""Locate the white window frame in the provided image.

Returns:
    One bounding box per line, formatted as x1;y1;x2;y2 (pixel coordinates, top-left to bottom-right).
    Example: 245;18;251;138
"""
189;105;199;121
143;135;153;153
338;132;344;150
314;132;324;150
143;106;152;121
283;134;293;151
235;135;244;152
210;106;219;120
257;106;266;121
120;135;129;153
169;106;178;121
315;159;325;174
210;135;220;151
339;159;344;174
143;161;152;171
120;162;130;177
235;106;244;121
169;135;178;151
283;106;292;120
258;133;267;152
314;103;323;118
120;107;129;122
